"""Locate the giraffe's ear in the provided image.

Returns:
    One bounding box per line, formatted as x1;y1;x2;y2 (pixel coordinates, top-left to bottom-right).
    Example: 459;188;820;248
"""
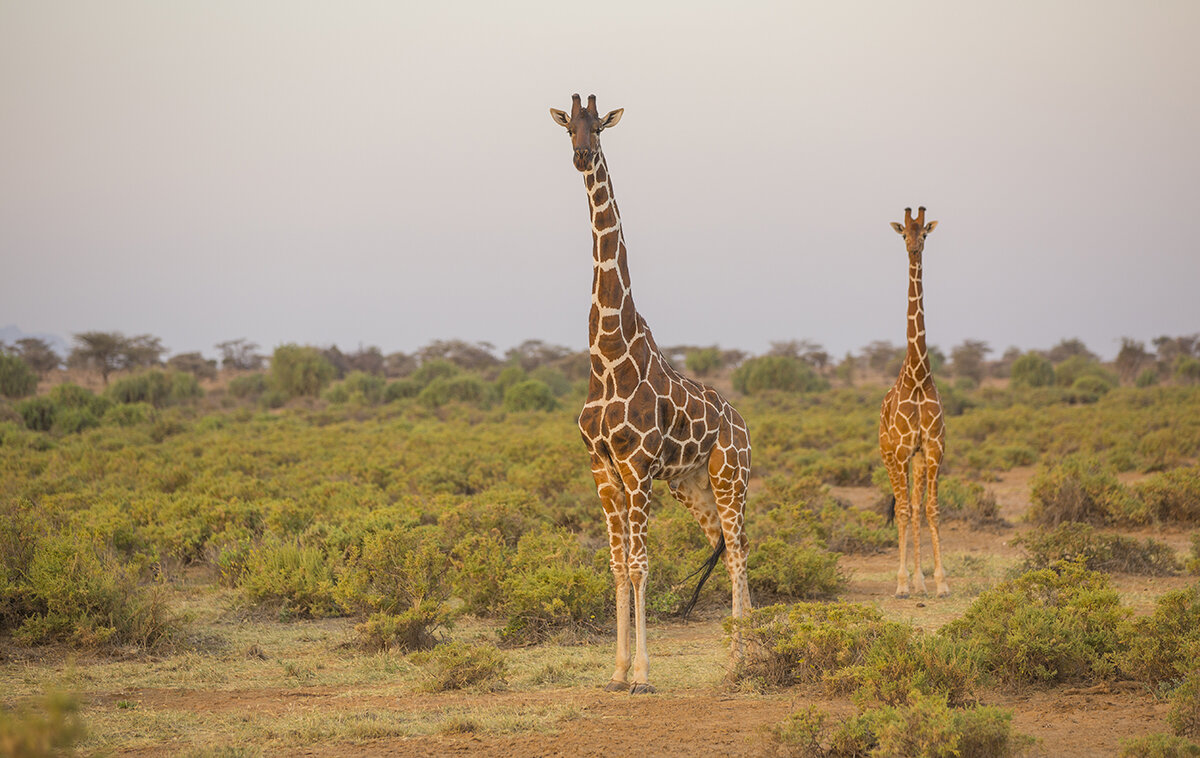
924;221;938;234
598;108;624;130
550;108;571;127
890;222;905;234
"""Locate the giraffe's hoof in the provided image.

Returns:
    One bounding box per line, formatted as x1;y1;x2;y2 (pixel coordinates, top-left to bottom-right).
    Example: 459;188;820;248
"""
895;591;909;599
629;682;656;695
937;587;951;598
603;680;628;692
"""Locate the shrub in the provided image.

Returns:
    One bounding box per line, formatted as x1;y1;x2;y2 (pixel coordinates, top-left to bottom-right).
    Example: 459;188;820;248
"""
1176;356;1200;385
384;378;420;402
336;371;386;405
503;380;558;412
748;538;844;600
497;526;609;644
1137;368;1162;387
685;347;723;376
529;365;571;396
732;355;829;395
15;397;57;432
941;561;1129;686
1068;375;1114;403
1009;352;1054;388
1027;455;1138;526
936;477;1002;527
227;373;268;399
14;534;177;648
1133;467;1200;524
1014;522;1181;576
1119;734;1200;758
0;692;85;757
410;359;460;388
418;375;490;408
1118;584;1200;684
1055;354;1118;388
0;354;38;399
107;370;202;407
269;345;335;398
102;402;154;427
1188;534;1200;576
49;383;109;416
728;602;896;687
1171;670;1200;739
335;527;455;650
409;641;507;692
773;696;1032;758
833;623;981;709
239;539;340;619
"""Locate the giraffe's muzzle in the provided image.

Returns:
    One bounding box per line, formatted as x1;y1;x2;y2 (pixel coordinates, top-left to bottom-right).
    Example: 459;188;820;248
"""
573;148;595;171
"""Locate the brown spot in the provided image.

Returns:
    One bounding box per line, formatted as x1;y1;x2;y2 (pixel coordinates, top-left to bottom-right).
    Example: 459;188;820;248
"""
626;383;658;430
596;268;625;307
612;356;639;390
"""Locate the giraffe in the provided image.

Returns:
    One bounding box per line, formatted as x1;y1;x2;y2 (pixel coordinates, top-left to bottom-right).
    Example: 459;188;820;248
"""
879;206;949;599
550;94;752;694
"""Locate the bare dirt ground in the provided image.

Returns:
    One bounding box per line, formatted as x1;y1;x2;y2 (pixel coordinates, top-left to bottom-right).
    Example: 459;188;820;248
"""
4;467;1194;756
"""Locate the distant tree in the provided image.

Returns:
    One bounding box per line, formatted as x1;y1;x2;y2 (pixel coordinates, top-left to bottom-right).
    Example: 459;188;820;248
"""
834;352;857;386
1046;338;1097;364
167;352;218;380
320;345;350;379
862;341;903;374
120;334;166;370
1153;334;1199;367
12;338;61;375
0;353;39;398
505;340;572;372
417;339;499;371
215;339;265;371
991;346;1022;378
927;345;947;374
1115;338;1154;383
384;351;418;378
1175;355;1200;385
770;340;831;372
732;355;829;395
345;346;386;376
68;331;127;385
950;340;991;383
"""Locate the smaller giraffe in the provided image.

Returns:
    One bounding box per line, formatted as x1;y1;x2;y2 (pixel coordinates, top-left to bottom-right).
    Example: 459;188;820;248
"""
879;206;949;598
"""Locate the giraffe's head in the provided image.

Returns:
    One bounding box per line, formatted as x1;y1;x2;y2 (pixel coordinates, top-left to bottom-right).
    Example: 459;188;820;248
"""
890;206;938;255
550;94;623;172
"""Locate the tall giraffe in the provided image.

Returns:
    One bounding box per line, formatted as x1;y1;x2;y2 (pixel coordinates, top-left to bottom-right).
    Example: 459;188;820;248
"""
879;206;949;599
550;94;752;694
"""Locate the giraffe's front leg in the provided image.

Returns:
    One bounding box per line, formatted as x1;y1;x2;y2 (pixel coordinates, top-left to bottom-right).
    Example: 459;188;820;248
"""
882;450;911;598
910;454;928;596
591;460;631;691
620;470;655;695
925;452;950;598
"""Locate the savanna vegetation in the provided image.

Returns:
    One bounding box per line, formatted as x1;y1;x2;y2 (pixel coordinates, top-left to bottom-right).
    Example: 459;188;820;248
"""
1;331;1199;755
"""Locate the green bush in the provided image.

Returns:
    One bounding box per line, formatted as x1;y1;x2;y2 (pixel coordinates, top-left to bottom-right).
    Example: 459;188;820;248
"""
102;402;154;427
1171;670;1200;739
497;526;609;644
410;359;461;388
685;347;722;376
936;477;1002;527
1176;356;1200;385
14;534;177;648
1119;734;1200;758
0;692;86;757
0;354;38;399
1118;584;1200;684
1009;352;1054;388
1014;522;1181;576
227;373;268;399
1027;455;1139;526
1188;534;1200;576
502;380;558;412
269;345;335;398
15;397;57;432
418;375;491;408
529;365;571;396
409;641;507;692
1055;354;1118;389
941;561;1129;686
732;355;829;395
238;539;340;619
748;538;844;600
773;696;1032;758
335;527;454;650
729;602;896;687
323;371;386;405
1133;467;1200;524
1137;368;1162;387
384;378;420;402
832;623;981;709
1068;375;1114;403
49;383;110;416
107;370;202;408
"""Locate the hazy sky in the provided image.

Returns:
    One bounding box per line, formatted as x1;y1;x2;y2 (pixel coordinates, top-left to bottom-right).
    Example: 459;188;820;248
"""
2;2;1197;361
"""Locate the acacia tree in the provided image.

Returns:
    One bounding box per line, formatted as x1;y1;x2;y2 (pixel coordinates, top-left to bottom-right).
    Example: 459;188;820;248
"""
215;339;264;371
1115;338;1154;383
120;334;165;370
950;340;992;383
13;338;61;375
68;332;126;385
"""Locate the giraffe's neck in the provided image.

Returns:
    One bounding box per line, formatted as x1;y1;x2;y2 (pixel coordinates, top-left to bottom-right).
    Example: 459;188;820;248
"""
903;253;931;384
583;150;638;363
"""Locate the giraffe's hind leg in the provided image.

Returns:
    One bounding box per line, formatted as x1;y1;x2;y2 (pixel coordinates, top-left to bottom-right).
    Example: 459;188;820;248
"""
881;448;912;598
669;470;724;551
708;440;751;671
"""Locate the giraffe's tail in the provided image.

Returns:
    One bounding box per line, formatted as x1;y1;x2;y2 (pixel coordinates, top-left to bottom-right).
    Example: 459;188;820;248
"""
885;494;896;525
676;534;726;622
